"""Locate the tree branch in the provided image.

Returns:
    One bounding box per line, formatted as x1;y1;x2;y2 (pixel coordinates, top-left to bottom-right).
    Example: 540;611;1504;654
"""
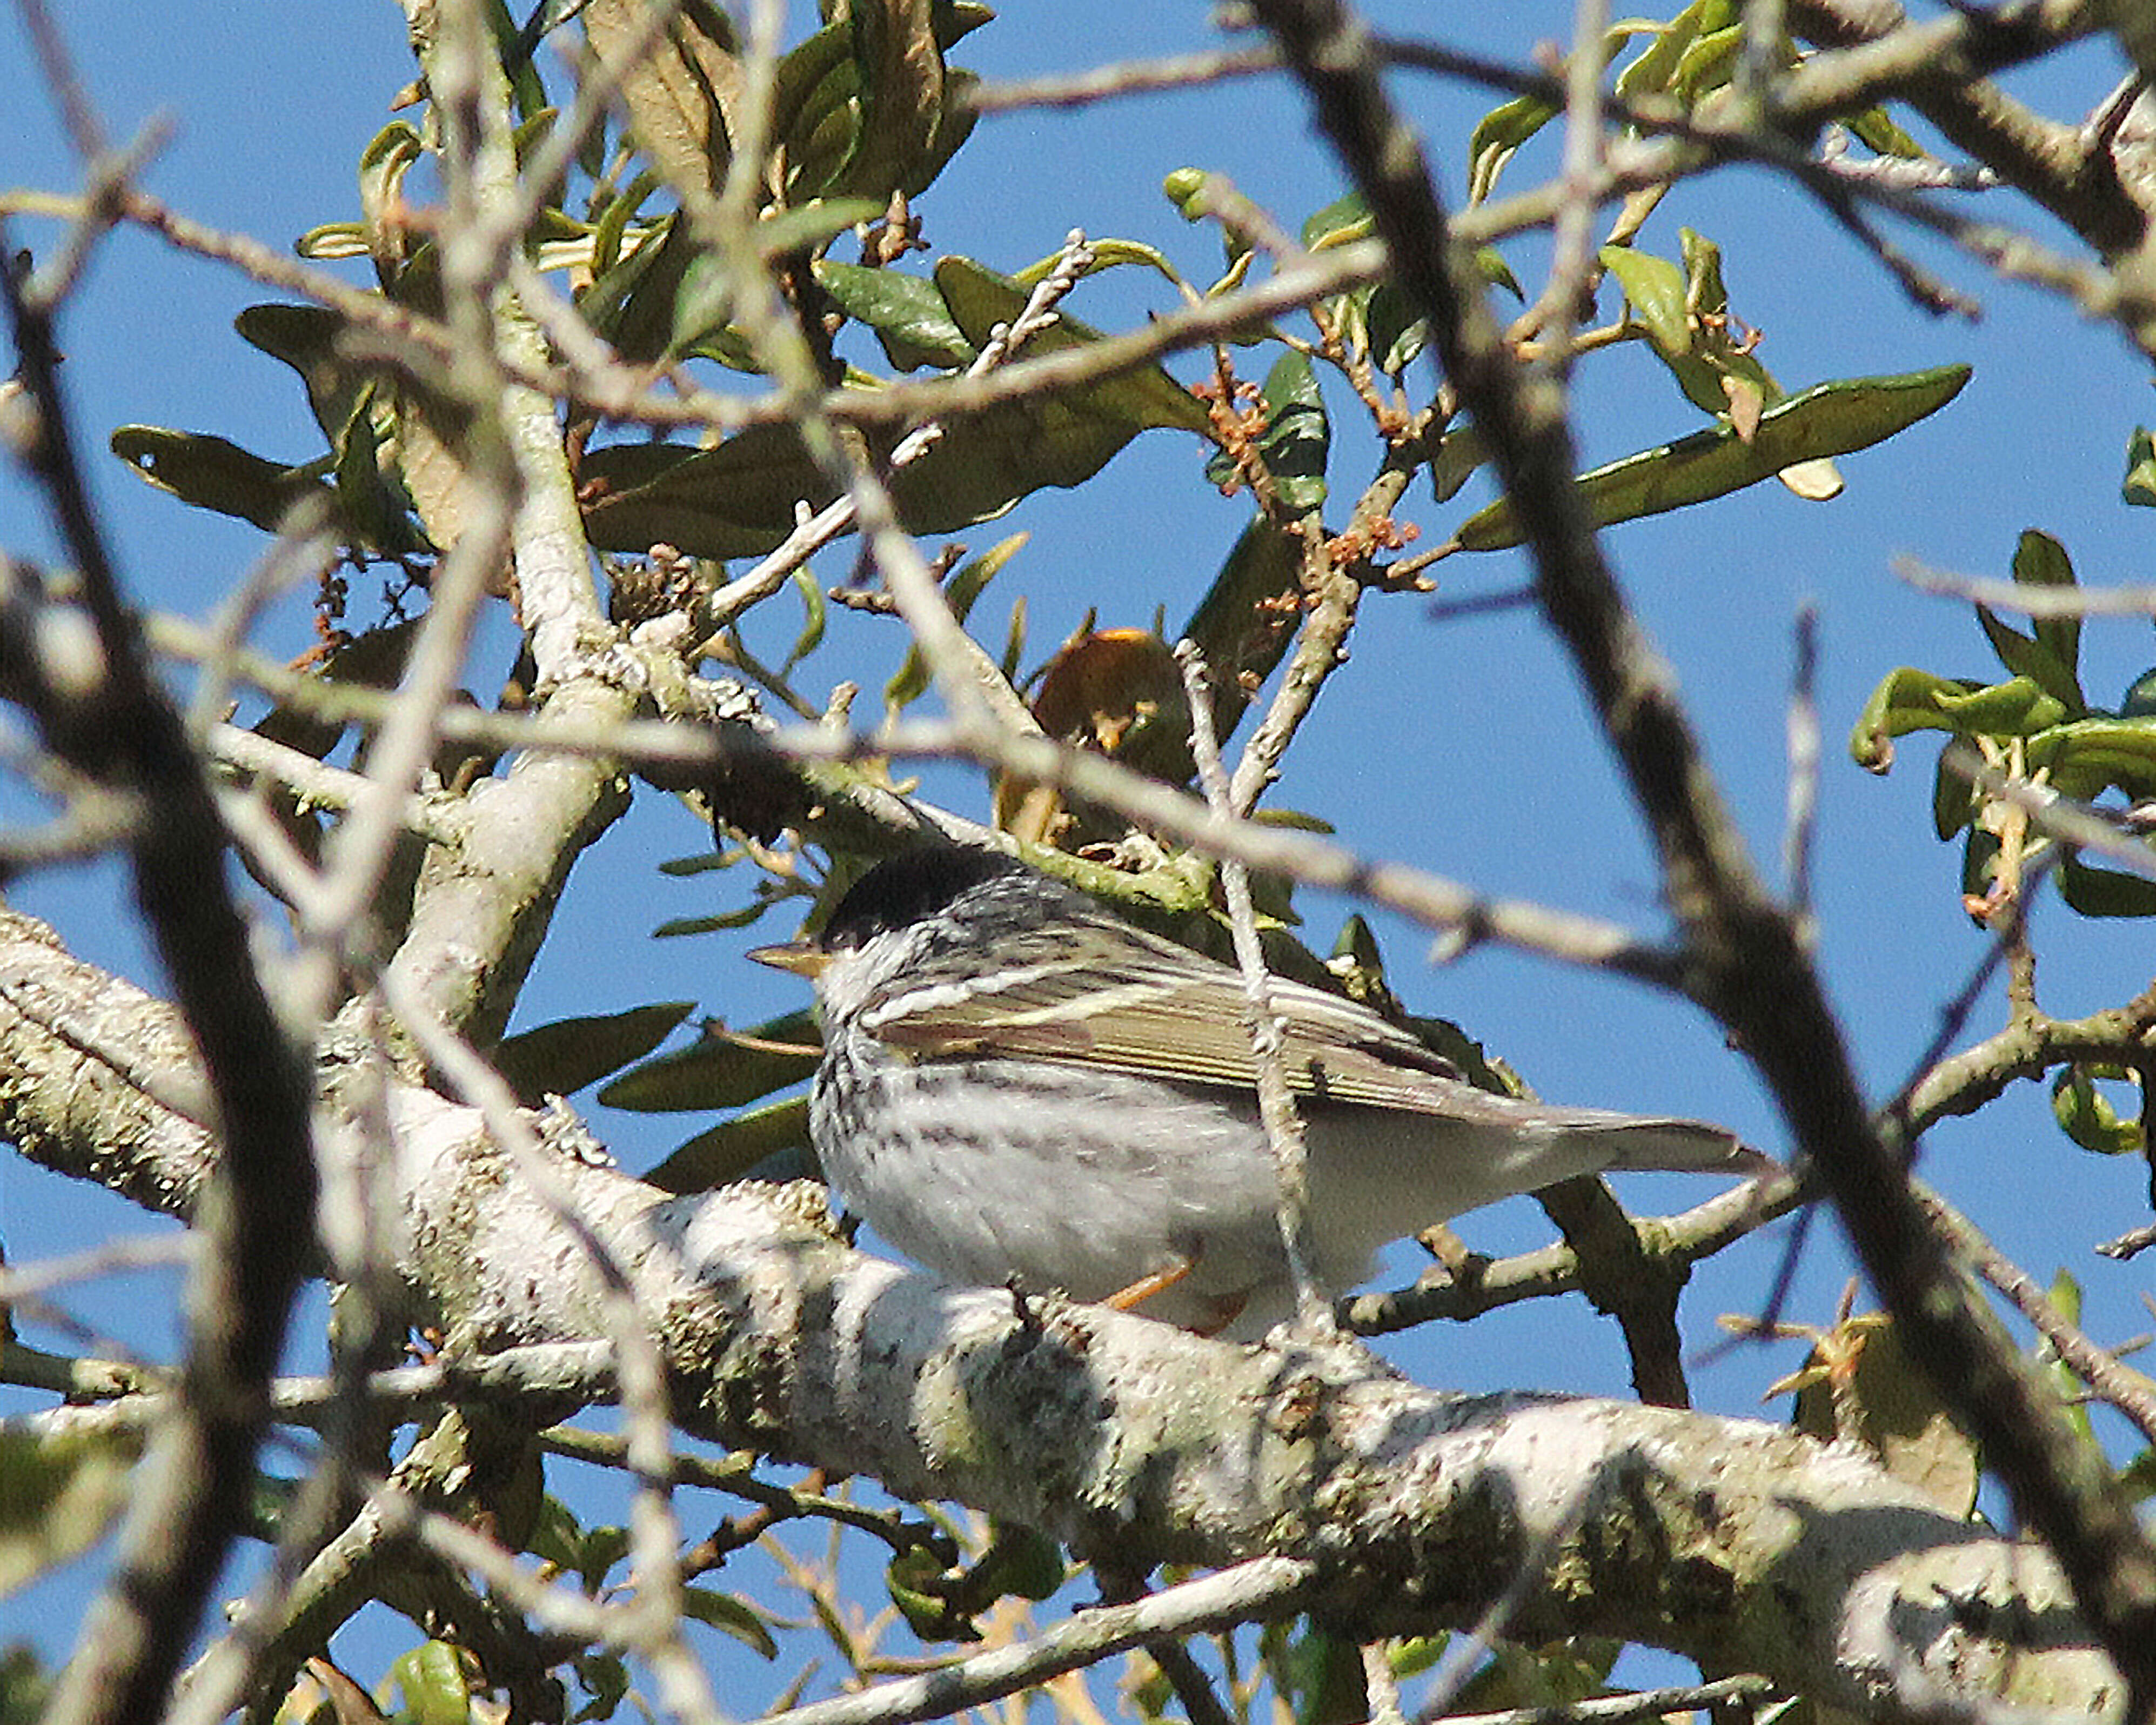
0;898;2124;1717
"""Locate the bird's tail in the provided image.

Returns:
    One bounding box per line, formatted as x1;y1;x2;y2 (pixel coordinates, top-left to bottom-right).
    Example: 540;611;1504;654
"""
1582;1114;1778;1178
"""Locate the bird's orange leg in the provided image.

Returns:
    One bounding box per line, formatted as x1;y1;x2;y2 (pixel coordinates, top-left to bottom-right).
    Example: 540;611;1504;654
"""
1106;1255;1250;1336
1107;1255;1196;1312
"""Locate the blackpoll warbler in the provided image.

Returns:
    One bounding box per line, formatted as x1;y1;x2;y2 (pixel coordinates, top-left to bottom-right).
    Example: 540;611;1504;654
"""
754;847;1768;1336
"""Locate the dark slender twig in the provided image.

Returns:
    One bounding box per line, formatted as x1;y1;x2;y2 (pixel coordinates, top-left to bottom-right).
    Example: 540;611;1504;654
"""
1421;1672;1777;1725
4;221;318;1725
1531;1177;1693;1407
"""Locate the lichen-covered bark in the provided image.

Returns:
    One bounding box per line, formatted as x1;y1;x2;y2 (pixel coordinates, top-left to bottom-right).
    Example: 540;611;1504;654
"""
0;904;2123;1719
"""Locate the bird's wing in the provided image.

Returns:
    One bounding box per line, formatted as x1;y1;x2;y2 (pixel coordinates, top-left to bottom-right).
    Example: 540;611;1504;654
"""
853;913;1575;1118
856;912;1767;1174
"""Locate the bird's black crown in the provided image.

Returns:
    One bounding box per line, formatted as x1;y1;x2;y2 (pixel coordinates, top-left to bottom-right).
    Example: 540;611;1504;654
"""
821;847;1028;951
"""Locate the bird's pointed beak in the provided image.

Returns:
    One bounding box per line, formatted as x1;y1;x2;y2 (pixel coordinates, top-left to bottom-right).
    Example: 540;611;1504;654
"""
749;939;831;978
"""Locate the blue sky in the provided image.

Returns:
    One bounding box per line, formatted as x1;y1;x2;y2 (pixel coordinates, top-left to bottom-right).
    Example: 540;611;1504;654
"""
5;0;2153;1705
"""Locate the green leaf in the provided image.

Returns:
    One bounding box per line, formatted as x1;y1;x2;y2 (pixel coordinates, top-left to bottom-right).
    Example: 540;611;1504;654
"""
1300;190;1373;250
671;197;885;354
599;1008;821;1112
294;222;371;261
1599;244;1689;357
388;1640;472;1725
1611;0;1732;102
653;899;782;935
1974;606;2080;715
1931;746;1974;839
1425;424;1487;503
1178;517;1305;744
581;0;737;196
1254;346;1330;511
1364;282;1427;376
1453;364;1971;552
1981;529;2083;710
1670;21;1743;99
2052;1065;2145;1151
1849;667;2069;772
682;1587;781;1659
752;196;886;262
832;0;961;203
579;213;699;363
586;169;665;277
643;1095;814;1192
2124;425;2156;508
969;1523;1066;1602
1959;825;2000;905
887;531;1027;712
2057;851;2156;918
1790;1318;1980;1515
1845;106;1926;158
1467;93;1555;205
580;428;834;559
2122;667;2156;718
237;300;453;558
1601;235;1782;423
888;1546;973;1641
232;302;452;554
2050;1267;2083;1326
1205;349;1328;513
2022;714;2156;797
1012;236;1184;290
491;0;551;121
934;255;1209;433
0;1428;137;1597
1474;246;1522;299
109;426;331;533
493;1002;695;1104
769;20;855;163
235;304;369;446
326;395;424;556
586;255;1206;559
582;398;1141;558
815;260;976;370
1162;165;1211;221
775;30;864;202
782;565;827;671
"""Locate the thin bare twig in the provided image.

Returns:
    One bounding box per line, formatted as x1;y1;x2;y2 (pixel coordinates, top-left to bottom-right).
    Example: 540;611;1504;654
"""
1901;556;2156;618
758;1559;1315;1725
1922;1188;2156;1449
1784;605;1821;920
704;230;1099;637
1177;639;1328;1328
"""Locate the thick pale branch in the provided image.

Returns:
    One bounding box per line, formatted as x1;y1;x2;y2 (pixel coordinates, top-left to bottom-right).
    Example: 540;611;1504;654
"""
357;1099;2133;1719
